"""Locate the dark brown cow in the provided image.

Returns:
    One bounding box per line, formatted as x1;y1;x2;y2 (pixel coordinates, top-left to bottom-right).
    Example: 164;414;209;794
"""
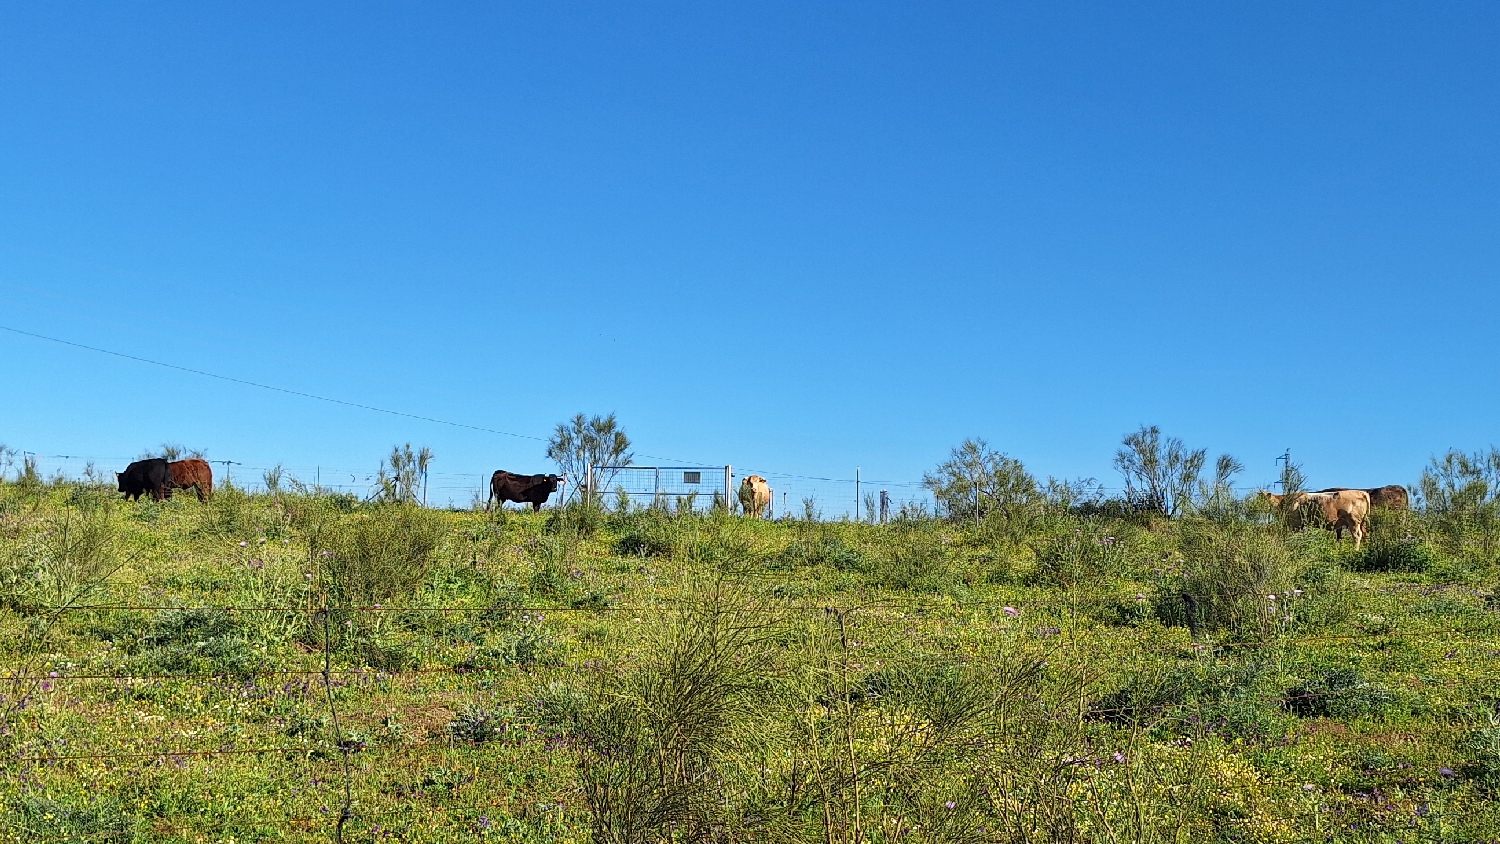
487;471;562;512
168;459;214;501
117;458;171;501
1315;485;1409;510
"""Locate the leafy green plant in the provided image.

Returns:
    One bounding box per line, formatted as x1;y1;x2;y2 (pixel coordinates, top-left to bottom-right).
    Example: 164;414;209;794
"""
1285;667;1401;720
3;505;122;611
1158;520;1294;637
924;437;1039;523
547;412;632;504
1027;518;1132;587
449;705;518;743
311;504;445;605
129;607;254;677
372;443;433;505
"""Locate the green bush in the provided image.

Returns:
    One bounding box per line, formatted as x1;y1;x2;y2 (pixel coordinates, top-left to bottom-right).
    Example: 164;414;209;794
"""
2;506;121;612
311;504;445;605
1159;521;1294;637
1285;667;1401;720
1027;519;1132;588
128;607;254;677
1349;536;1435;572
773;530;864;571
1462;721;1500;783
531;680;593;735
865;525;954;592
449;705;519;743
613;509;683;558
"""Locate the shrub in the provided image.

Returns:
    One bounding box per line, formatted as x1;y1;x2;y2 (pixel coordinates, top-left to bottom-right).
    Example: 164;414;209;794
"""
501;624;564;667
531;680;593;735
923;438;1039;522
613;509;683;558
773;530;864;571
546;502;604;538
195;484;286;542
311;504;445;605
574;591;777;843
1285;667;1400;720
1349;535;1435;573
1461;720;1500;783
459;622;564;670
1027;519;1132;588
1159;521;1294;637
866;525;954;592
130;607;254;677
3;506;121;611
449;705;518;743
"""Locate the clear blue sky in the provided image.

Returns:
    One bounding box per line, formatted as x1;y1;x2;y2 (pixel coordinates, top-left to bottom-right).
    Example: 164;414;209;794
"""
2;2;1496;510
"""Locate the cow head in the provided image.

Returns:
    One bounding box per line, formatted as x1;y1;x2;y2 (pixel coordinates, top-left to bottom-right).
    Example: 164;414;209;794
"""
116;472;126;492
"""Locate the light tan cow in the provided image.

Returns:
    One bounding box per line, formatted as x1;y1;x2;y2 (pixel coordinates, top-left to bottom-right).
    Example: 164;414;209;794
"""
738;475;772;518
1259;489;1371;548
1316;485;1409;511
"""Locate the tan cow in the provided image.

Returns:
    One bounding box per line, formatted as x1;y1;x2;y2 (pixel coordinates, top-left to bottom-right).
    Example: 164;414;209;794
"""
738;475;772;518
1316;485;1409;511
1258;489;1371;548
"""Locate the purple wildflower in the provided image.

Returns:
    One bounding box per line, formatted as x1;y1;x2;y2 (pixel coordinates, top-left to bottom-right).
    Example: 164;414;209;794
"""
1002;606;1021;618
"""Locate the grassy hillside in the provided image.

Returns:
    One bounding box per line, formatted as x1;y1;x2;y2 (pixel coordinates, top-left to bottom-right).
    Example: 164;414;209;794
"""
2;479;1498;842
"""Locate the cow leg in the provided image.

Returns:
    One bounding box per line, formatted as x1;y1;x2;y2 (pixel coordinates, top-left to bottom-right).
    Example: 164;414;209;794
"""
531;501;542;513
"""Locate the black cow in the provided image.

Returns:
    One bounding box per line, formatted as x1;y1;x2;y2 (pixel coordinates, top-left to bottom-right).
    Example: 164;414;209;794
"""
117;458;171;502
487;471;562;512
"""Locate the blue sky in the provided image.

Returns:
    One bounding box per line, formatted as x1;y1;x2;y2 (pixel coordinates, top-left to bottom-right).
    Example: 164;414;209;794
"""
2;2;1496;510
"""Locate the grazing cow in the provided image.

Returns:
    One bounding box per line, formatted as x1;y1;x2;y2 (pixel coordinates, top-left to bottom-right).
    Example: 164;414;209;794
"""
1259;489;1371;548
167;458;214;501
116;458;171;502
1316;485;1409;511
738;475;772;518
487;471;562;512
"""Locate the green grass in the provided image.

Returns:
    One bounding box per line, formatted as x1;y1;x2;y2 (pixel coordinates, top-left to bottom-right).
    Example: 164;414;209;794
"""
1;480;1498;842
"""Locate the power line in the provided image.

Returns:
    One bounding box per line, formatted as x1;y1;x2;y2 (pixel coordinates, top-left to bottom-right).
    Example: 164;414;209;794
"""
0;323;715;466
0;323;551;443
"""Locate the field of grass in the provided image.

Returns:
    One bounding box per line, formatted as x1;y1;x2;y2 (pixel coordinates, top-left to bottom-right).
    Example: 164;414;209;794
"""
2;479;1499;842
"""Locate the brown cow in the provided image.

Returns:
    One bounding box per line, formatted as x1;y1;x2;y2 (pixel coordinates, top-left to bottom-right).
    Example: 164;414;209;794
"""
1259;489;1371;548
1316;485;1409;511
738;475;772;518
167;459;214;501
487;471;562;512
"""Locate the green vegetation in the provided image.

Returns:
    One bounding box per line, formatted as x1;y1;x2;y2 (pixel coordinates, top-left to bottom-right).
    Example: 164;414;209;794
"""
1;455;1499;842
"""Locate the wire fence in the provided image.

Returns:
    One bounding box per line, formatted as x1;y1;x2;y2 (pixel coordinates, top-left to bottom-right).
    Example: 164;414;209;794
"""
10;451;948;516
